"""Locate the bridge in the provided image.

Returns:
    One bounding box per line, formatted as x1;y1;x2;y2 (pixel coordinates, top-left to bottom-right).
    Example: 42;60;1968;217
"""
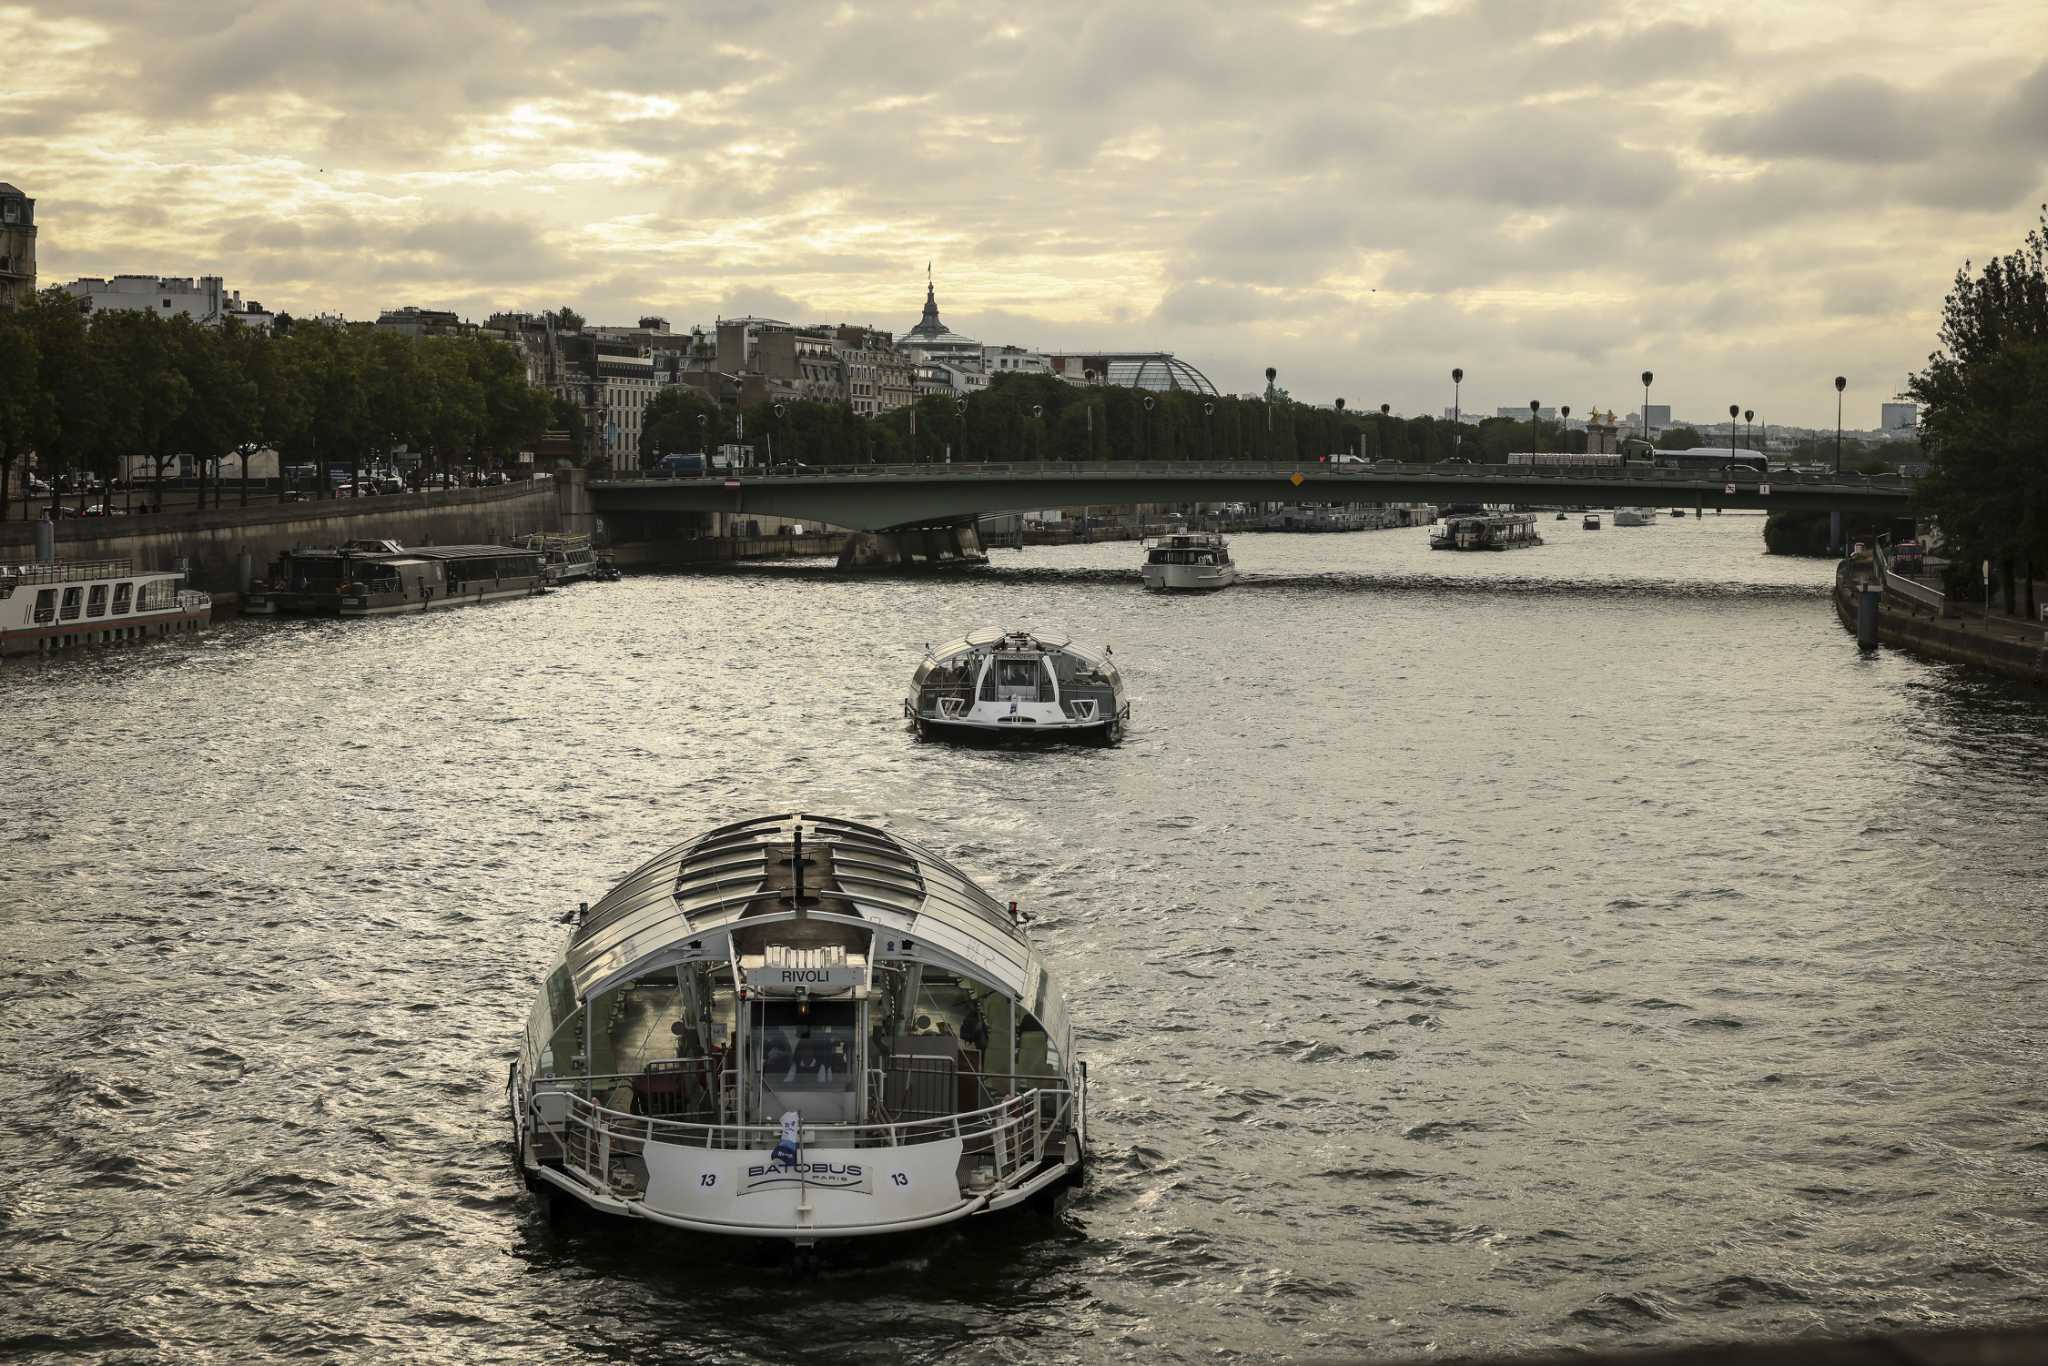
590;460;1912;562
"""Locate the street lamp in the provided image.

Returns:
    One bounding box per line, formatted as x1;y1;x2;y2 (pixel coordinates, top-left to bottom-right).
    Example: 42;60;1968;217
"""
1640;370;1654;450
1204;400;1217;460
1451;367;1464;458
955;396;968;465
772;402;785;474
1560;404;1571;456
1031;403;1043;463
1744;408;1754;453
1834;376;1846;474
1530;399;1542;456
1728;403;1740;463
1142;393;1156;461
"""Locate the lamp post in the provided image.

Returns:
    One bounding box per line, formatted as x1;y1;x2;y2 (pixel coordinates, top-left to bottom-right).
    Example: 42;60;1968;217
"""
1640;370;1654;450
1264;367;1277;459
1142;394;1155;462
1744;408;1753;453
1560;404;1571;456
1379;403;1391;461
1204;400;1216;461
772;402;785;474
1530;399;1542;456
1334;397;1346;460
1031;403;1043;463
697;412;708;467
1451;367;1463;459
1834;375;1846;474
955;396;968;465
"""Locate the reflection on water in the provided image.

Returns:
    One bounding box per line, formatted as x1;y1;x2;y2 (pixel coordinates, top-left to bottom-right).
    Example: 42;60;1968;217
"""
5;516;2047;1363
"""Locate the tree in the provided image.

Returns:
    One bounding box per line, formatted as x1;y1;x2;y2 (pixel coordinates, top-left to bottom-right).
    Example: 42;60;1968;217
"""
640;386;726;463
0;309;43;521
1910;204;2048;616
546;306;586;333
1657;426;1705;450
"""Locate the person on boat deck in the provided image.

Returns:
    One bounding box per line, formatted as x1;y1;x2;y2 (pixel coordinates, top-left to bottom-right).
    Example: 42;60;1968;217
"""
785;1039;830;1084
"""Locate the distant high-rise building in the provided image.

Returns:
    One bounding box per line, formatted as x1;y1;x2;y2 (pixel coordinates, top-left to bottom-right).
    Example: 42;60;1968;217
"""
0;183;38;306
1881;402;1917;430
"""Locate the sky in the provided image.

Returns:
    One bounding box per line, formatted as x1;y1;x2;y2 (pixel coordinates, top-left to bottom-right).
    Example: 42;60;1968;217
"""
5;0;2046;428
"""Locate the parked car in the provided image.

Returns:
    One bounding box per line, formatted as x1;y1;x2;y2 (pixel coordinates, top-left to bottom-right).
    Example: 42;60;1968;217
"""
1892;540;1926;573
1372;458;1402;467
81;502;127;517
374;475;405;494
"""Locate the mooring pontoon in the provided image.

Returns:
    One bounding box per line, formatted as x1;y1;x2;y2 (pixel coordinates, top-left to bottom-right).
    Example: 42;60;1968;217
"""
510;814;1088;1244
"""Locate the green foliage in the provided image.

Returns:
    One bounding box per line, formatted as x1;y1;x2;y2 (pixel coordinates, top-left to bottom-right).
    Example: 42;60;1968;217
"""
639;386;728;463
1657;426;1704;450
1909;205;2048;586
1;294;555;504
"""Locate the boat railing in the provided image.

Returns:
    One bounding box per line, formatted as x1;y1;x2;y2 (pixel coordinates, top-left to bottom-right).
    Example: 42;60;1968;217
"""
4;559;135;586
535;1082;1074;1203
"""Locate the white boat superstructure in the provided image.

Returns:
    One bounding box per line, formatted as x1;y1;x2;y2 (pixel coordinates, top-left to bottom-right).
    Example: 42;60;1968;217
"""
524;531;596;584
904;628;1129;745
0;558;211;659
1613;508;1659;527
510;814;1088;1245
1142;531;1236;591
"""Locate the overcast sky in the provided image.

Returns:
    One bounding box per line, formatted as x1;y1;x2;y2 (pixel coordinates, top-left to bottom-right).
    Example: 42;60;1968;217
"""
7;0;2045;426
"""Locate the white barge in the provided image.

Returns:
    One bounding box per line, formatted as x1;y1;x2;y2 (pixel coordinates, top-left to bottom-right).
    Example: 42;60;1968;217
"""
510;813;1088;1245
905;628;1129;745
0;558;210;659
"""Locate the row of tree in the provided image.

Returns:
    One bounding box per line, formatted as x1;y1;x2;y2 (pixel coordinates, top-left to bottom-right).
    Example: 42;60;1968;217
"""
1909;206;2048;614
632;370;1644;470
0;289;556;518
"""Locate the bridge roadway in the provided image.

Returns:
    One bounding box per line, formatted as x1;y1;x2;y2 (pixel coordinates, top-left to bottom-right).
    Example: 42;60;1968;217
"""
591;460;1913;533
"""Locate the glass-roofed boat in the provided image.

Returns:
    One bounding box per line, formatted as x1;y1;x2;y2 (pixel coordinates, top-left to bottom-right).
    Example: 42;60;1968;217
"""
510;814;1088;1244
904;628;1129;745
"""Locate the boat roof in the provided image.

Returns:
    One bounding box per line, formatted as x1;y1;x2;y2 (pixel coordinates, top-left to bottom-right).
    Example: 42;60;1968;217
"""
930;627;1095;660
556;815;1069;1050
282;543;536;562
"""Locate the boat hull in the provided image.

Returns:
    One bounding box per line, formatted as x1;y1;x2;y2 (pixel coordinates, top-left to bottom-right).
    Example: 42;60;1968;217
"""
1142;562;1236;591
0;604;209;657
913;712;1125;745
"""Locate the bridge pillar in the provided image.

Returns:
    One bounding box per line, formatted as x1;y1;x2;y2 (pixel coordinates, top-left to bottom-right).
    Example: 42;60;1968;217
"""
1829;509;1843;553
837;522;988;571
556;467;593;539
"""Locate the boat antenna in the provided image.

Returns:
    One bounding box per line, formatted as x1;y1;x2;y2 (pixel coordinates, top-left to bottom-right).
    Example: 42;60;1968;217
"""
791;823;807;913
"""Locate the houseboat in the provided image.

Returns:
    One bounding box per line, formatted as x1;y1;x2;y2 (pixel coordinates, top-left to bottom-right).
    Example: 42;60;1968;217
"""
510;813;1088;1246
243;539;546;616
1583;513;1602;530
1142;531;1236;590
905;628;1128;745
0;558;211;659
1429;512;1542;551
524;531;597;585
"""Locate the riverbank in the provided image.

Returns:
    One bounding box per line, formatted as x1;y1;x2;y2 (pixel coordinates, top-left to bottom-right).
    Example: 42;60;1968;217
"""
1834;561;2048;686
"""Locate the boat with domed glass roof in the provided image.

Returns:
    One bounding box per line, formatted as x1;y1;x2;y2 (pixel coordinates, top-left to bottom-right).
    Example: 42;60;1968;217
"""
509;814;1088;1245
904;628;1129;745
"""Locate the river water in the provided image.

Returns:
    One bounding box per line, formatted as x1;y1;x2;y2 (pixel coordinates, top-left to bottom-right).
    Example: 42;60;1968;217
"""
5;512;2047;1364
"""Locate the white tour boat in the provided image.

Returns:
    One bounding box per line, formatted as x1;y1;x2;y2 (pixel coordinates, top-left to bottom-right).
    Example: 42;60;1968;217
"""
509;813;1088;1245
0;558;211;659
904;628;1129;745
1142;531;1236;591
1613;507;1659;527
524;531;597;584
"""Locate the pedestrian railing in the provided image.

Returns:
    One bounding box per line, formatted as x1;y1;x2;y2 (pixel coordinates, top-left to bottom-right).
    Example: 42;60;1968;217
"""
1872;540;1947;614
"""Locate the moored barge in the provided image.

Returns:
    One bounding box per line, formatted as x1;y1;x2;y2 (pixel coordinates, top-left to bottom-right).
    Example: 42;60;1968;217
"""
0;558;210;658
244;539;546;615
1429;512;1543;550
510;813;1088;1245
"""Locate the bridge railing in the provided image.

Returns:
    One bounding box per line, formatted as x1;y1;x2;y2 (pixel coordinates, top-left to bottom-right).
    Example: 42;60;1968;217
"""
594;460;1908;492
1872;538;1947;614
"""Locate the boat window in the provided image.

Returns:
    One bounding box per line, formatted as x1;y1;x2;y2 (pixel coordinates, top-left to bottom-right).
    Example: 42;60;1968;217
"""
86;584;108;618
111;582;132;615
997;658;1038;688
60;586;82;621
32;589;55;624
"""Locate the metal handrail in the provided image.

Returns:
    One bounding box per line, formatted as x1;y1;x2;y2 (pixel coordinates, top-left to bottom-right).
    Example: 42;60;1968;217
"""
1873;541;1946;613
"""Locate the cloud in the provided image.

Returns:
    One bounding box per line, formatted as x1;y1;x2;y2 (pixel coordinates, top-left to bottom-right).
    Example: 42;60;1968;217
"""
10;0;2048;425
